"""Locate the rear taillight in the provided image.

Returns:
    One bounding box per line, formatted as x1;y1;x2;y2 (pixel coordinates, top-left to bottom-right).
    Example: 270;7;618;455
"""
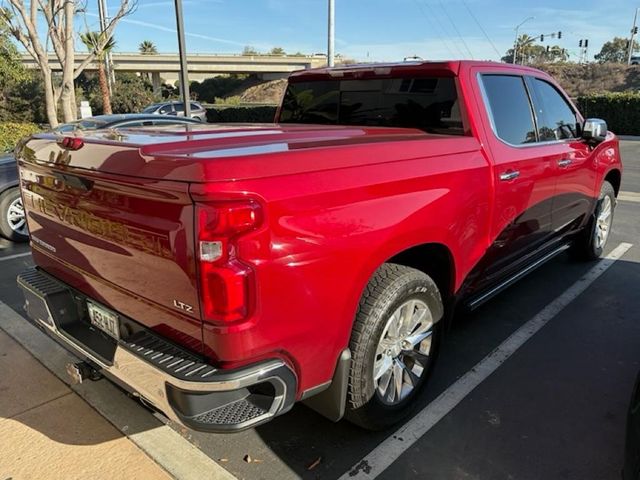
196;200;262;324
57;136;84;151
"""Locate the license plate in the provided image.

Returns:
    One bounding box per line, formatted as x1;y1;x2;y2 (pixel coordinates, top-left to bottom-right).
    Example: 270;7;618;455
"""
87;302;120;340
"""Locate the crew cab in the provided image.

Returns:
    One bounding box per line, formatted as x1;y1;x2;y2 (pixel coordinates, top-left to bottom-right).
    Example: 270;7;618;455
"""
15;61;622;432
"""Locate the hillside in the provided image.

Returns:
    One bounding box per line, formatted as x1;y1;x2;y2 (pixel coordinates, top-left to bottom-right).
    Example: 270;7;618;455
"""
238;79;287;104
533;63;640;97
220;63;640;105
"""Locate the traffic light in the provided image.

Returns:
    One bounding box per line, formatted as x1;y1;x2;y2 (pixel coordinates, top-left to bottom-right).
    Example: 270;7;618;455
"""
635;26;639;34
585;39;589;47
558;31;562;39
540;34;544;42
579;40;583;47
546;45;550;52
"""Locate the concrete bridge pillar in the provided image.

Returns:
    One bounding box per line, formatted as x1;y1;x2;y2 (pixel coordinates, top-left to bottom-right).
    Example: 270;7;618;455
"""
152;72;162;97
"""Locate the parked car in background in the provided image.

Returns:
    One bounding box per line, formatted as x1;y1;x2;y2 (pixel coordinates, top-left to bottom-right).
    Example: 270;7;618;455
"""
141;101;208;122
0;114;202;243
630;56;640;66
53;113;202;133
624;371;640;480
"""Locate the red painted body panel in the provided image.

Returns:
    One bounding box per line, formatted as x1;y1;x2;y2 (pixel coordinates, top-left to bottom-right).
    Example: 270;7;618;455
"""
17;61;622;398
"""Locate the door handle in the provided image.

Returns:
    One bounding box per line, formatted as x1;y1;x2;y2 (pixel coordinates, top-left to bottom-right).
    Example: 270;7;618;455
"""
558;158;572;168
499;170;520;181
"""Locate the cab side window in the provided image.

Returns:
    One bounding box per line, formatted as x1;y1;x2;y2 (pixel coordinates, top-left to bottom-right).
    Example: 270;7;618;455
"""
480;75;537;145
530;78;578;141
159;104;172;114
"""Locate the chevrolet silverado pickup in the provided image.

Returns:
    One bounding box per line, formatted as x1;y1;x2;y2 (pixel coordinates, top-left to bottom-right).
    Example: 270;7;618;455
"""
15;61;622;432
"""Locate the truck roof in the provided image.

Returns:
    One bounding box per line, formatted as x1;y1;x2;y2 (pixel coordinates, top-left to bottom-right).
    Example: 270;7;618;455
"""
289;60;543;81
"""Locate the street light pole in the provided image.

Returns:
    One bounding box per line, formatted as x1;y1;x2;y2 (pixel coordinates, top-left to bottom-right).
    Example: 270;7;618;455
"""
513;16;534;64
628;7;639;65
328;0;335;67
97;0;113;93
174;0;191;118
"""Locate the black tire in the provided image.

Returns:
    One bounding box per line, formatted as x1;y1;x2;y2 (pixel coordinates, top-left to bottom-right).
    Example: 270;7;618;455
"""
0;188;28;242
571;181;616;261
345;263;444;430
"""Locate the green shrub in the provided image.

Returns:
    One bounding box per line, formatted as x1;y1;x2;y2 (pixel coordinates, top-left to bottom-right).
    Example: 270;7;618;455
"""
206;105;277;123
214;95;242;106
82;72;157;115
577;92;640;135
190;75;250;103
0;122;40;152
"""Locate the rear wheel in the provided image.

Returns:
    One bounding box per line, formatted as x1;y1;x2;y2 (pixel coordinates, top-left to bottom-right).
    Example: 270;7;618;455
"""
0;188;28;242
572;181;616;260
345;263;444;430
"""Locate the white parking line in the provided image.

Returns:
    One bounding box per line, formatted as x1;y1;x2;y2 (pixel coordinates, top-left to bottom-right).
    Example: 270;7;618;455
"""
0;251;31;262
340;242;633;480
0;301;236;480
619;191;640;203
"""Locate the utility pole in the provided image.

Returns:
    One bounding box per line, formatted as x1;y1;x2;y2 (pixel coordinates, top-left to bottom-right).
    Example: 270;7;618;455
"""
97;0;113;93
328;0;335;67
174;0;191;118
513;16;534;64
628;7;639;64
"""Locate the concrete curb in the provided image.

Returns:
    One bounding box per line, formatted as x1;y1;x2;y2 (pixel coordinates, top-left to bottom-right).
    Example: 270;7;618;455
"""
0;301;236;480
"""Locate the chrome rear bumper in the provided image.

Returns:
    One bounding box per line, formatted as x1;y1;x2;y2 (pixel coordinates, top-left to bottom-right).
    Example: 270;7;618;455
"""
17;267;296;432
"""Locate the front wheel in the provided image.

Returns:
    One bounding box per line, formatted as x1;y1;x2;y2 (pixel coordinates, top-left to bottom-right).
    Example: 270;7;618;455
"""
345;263;444;430
572;181;616;260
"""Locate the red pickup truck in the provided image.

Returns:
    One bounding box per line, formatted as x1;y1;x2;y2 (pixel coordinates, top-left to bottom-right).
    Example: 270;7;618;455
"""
16;61;622;432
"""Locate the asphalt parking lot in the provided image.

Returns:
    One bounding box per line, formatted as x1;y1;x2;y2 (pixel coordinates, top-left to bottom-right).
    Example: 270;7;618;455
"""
0;139;639;480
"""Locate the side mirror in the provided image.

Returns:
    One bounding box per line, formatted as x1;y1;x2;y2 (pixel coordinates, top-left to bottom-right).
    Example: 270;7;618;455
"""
582;118;608;143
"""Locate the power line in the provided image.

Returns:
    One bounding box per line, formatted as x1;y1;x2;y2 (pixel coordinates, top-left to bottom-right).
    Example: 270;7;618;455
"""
411;0;456;57
461;0;501;58
419;0;465;57
437;1;474;59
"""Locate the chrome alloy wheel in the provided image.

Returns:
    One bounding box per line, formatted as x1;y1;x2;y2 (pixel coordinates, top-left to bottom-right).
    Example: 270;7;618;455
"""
6;197;26;236
595;195;613;250
374;299;434;405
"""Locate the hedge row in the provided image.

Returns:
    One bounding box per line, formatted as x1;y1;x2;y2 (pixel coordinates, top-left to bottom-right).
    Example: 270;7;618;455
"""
577;92;640;136
206;105;277;123
0;122;41;152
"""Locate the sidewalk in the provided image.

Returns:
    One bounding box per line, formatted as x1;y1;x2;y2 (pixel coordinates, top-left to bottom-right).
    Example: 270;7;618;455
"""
0;330;172;480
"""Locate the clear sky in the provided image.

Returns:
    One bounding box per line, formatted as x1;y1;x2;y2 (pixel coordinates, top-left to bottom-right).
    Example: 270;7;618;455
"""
90;0;635;61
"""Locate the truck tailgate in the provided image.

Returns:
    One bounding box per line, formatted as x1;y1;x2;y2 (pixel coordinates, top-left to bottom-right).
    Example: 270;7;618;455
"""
17;137;203;354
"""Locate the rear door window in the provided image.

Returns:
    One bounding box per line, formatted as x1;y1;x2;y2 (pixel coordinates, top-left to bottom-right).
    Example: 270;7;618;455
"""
480;75;537;145
159;104;172;114
529;78;578;141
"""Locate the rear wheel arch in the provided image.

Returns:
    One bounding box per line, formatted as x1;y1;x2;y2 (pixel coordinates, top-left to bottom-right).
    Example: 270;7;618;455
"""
345;241;456;339
385;242;456;304
604;169;621;196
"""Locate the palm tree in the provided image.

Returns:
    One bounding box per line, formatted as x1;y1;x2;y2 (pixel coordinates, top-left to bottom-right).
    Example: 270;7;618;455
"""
81;31;116;115
139;40;157;55
515;34;537;65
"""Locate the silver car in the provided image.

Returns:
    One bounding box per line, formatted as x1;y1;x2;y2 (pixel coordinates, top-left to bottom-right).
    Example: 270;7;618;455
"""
142;101;207;122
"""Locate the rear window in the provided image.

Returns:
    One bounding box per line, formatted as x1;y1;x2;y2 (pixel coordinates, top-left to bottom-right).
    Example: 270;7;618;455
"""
279;77;464;135
480;75;536;145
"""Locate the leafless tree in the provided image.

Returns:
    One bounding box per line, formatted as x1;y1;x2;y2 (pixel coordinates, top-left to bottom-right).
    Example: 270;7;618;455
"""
1;0;136;127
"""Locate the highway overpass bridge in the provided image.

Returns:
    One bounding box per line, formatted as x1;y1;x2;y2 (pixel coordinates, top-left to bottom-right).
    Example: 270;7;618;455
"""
20;52;328;84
